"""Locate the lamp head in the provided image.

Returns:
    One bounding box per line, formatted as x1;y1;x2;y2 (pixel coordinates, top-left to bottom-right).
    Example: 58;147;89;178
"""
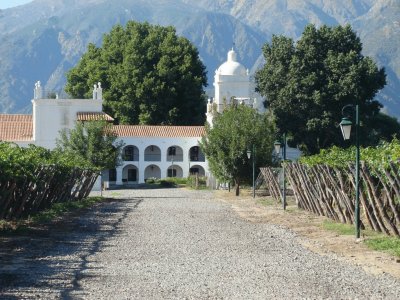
340;117;352;140
274;141;281;154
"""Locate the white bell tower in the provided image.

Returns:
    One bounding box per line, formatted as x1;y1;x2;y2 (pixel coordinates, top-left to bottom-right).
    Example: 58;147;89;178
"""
207;48;263;125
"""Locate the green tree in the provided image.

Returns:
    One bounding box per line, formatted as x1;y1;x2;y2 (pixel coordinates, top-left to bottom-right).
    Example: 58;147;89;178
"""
366;113;400;145
65;21;207;126
200;105;275;196
255;24;395;155
56;121;123;170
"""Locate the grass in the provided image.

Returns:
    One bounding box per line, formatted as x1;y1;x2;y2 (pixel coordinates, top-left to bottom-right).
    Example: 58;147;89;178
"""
322;220;400;258
365;237;400;257
256;195;297;209
0;196;105;233
255;197;400;258
30;197;104;223
322;220;355;236
257;197;278;206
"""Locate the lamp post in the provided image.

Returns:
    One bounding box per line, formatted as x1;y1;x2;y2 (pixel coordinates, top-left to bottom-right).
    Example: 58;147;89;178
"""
247;144;255;198
339;104;360;239
274;133;286;210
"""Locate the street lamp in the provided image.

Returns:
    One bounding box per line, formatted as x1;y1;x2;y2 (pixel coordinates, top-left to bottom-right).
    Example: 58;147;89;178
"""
274;133;286;210
247;144;255;198
339;104;360;239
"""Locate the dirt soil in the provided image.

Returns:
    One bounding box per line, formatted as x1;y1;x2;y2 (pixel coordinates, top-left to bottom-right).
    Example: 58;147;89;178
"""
215;190;400;279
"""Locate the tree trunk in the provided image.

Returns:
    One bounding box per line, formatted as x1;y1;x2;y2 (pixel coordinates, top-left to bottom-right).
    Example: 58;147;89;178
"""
235;179;240;196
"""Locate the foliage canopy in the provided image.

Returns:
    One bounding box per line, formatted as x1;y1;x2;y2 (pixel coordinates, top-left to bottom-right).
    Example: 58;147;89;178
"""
65;21;208;126
200;105;275;195
56;121;123;170
255;24;397;155
0;142;92;183
300;138;400;177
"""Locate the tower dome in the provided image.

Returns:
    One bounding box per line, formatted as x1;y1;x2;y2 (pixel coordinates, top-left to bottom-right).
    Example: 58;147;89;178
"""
216;48;247;76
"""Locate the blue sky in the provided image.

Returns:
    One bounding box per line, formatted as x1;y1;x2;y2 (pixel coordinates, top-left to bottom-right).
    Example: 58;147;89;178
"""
0;0;32;9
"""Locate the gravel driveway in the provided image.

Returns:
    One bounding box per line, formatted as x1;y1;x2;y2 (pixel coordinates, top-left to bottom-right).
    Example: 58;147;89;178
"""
1;188;399;299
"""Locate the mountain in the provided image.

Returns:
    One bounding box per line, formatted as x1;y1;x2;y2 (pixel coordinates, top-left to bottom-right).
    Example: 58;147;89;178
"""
352;0;400;116
0;0;399;119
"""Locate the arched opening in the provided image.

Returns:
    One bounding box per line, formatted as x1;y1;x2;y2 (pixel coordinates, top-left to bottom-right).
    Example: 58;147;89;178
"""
144;145;161;161
167;145;183;162
167;165;183;178
108;168;117;182
189;165;205;176
144;165;161;180
123;145;139;161
122;165;138;183
189;146;205;162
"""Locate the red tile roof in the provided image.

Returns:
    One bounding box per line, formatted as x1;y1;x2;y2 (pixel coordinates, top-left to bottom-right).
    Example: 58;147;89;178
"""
77;112;114;121
112;125;205;137
0;114;33;141
0;114;204;142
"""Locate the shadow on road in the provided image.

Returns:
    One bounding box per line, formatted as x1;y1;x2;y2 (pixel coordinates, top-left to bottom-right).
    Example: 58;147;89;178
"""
0;197;142;299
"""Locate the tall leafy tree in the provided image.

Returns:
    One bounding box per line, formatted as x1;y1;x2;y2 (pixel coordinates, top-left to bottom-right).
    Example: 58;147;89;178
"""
65;21;207;125
56;121;123;170
200;105;275;196
255;24;393;155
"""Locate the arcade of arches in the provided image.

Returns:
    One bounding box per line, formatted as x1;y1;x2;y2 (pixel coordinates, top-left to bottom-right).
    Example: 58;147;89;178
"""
108;144;206;184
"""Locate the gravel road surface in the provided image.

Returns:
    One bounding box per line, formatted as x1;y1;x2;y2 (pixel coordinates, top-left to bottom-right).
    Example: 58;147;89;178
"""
1;188;399;299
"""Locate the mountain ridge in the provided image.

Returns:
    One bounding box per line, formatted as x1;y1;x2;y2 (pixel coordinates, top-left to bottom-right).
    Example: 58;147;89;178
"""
0;0;399;118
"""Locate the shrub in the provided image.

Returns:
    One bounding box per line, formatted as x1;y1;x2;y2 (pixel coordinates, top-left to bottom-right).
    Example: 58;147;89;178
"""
159;180;175;188
0;142;99;220
187;175;207;189
145;177;157;184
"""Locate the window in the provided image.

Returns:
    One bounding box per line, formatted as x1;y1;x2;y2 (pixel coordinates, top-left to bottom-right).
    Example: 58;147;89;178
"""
128;169;137;181
109;169;117;181
190;167;199;174
190;146;200;161
124;146;134;161
168;168;177;177
145;145;161;161
168;146;176;156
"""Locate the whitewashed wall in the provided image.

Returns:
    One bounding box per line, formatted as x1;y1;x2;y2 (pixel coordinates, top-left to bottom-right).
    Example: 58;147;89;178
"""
32;98;103;149
110;136;209;185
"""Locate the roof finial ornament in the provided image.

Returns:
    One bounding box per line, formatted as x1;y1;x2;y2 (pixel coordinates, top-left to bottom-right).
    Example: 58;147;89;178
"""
93;83;97;100
97;82;103;100
227;46;237;62
34;80;43;99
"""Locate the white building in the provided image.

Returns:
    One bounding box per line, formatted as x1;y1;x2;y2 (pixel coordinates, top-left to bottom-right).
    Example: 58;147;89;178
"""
105;126;207;187
0;82;208;188
0;49;299;187
207;48;301;160
206;48;265;125
32;82;106;149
